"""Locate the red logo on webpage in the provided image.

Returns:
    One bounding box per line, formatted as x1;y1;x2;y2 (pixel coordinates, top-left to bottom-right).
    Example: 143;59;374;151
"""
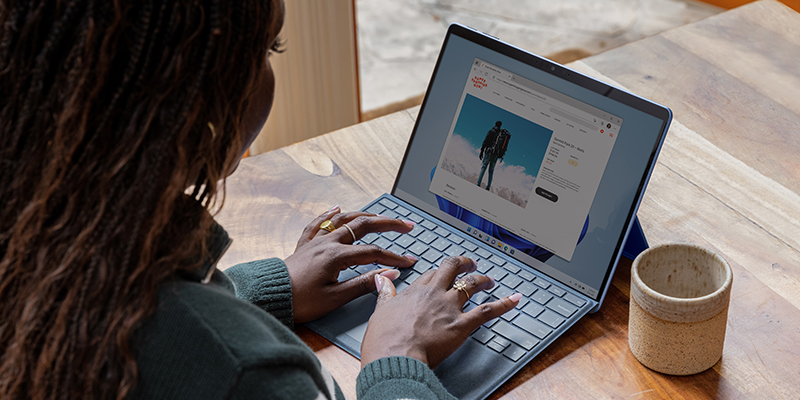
472;76;487;89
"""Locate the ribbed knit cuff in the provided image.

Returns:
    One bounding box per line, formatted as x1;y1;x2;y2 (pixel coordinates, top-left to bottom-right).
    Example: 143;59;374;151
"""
356;356;455;400
224;258;294;328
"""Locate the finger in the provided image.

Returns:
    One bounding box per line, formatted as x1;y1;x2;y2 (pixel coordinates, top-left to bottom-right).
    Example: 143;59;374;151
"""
336;268;399;305
331;215;415;243
312;211;373;240
462;293;522;330
298;205;341;247
374;272;399;308
431;256;477;288
335;243;418;269
451;274;494;304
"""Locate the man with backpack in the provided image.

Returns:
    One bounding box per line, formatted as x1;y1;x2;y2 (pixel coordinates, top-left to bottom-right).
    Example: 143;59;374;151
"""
477;121;511;191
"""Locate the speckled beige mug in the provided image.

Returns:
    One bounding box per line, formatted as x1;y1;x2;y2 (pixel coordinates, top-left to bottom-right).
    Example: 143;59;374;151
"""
629;243;732;375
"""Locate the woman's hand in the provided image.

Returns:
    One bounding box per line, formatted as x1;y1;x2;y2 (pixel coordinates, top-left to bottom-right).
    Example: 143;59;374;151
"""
360;256;521;369
284;206;417;323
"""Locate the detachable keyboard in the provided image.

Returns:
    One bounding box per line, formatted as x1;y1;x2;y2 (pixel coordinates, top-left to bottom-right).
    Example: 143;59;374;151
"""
338;196;589;363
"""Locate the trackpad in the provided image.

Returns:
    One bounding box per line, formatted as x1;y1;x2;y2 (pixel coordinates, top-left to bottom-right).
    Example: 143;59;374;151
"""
305;293;377;358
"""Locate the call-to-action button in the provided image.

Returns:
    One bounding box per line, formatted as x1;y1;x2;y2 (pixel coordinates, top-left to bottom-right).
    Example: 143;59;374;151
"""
535;187;558;203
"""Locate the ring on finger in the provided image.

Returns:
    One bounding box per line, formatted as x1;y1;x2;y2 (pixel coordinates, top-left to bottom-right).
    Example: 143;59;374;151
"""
342;223;357;243
320;220;336;232
452;279;470;301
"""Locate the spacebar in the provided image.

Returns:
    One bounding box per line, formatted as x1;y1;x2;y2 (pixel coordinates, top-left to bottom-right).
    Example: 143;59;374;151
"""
491;321;539;350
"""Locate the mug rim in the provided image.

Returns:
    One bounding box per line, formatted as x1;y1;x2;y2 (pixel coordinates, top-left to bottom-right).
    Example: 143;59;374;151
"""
631;243;732;323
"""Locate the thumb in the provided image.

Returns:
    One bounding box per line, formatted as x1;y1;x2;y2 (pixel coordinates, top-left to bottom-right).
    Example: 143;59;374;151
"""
374;271;398;306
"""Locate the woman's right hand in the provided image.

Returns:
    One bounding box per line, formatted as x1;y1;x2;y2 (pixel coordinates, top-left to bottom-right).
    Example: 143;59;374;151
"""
360;256;521;369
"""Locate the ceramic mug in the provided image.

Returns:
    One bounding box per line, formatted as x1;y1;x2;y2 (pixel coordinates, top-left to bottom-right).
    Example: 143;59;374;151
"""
628;243;733;375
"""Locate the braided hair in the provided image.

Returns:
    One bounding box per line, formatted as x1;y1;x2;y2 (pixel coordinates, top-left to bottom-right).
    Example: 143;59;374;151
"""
0;0;283;398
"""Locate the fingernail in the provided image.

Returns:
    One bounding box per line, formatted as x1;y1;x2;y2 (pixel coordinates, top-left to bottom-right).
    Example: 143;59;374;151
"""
328;204;340;212
380;269;401;281
402;219;416;226
488;276;496;288
374;275;384;292
404;254;418;262
508;293;522;302
471;258;478;272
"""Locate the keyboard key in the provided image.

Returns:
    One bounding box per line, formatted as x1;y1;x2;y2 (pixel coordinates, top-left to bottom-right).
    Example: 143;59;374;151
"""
431;237;451;252
337;268;358;282
381;211;399;220
379;198;398;209
513;314;553;340
361;233;379;244
533;278;551;289
502;344;527;362
394;235;415;248
472;327;495;344
487;339;508;353
417;231;437;244
407;213;423;223
531;290;553;305
491;321;539;350
564;293;587;307
486;267;508;281
548;286;567;297
420;220;437;230
493;285;514;300
394;281;409;292
421;248;443;263
522;302;545;318
500;308;519;321
491;335;511;349
387;244;405;255
394;206;410;216
518;270;535;281
538;310;565;329
517;282;537;297
366;204;386;215
407;242;429;256
547;297;578;317
404;271;421;284
413;260;432;274
397;268;414;280
500;274;523;289
461;241;479;252
373;237;392;249
475;248;492;259
382;231;401;241
488;255;507;266
515;296;529;309
355;264;378;274
472;291;491;304
444;245;464;256
408;224;424;237
433;226;451;237
477;259;493;273
463;302;477;313
449;236;464;245
501;263;521;274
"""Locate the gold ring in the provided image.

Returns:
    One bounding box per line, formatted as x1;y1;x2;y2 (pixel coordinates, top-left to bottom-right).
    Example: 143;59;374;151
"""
320;220;336;232
453;279;470;301
342;223;357;243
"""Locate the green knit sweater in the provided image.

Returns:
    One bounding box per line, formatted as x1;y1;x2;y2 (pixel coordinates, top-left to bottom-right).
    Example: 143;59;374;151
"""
131;252;456;399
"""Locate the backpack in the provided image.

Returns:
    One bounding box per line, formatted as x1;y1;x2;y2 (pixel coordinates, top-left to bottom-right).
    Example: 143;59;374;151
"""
489;129;511;158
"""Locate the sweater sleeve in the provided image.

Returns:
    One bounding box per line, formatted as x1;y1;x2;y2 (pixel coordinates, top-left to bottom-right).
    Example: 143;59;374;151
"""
223;258;294;328
356;357;457;400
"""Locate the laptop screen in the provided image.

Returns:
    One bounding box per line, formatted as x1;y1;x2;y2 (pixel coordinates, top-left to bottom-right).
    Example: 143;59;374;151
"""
393;26;670;301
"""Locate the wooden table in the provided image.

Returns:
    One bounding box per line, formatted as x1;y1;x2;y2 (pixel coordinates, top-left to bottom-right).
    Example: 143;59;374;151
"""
216;1;800;398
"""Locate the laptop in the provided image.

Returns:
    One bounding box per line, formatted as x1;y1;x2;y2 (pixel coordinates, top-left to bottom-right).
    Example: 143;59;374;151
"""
306;23;672;399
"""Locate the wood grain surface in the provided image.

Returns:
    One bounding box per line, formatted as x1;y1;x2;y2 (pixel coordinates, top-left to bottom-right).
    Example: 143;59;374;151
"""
215;1;800;398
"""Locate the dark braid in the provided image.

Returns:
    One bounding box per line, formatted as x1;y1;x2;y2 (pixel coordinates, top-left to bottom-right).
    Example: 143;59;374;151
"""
0;0;280;399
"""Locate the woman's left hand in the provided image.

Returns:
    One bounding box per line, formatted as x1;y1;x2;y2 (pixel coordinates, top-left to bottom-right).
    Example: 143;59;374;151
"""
284;206;417;323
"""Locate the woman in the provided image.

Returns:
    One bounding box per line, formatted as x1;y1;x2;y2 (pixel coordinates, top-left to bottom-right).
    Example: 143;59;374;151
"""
0;1;520;399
